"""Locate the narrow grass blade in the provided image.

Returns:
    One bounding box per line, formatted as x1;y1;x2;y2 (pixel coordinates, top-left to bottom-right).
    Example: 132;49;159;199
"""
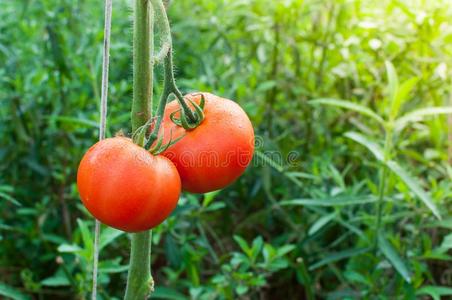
0;282;31;300
280;195;377;207
386;160;441;219
344;131;384;161
378;234;412;283
395;106;452;131
309;247;371;270
310;98;385;125
0;192;21;206
416;286;452;300
308;212;337;236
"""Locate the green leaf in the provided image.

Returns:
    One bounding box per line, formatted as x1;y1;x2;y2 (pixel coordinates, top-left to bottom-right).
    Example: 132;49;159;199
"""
440;234;452;250
76;219;93;257
386;160;441;219
250;236;264;262
276;245;296;257
309;98;384;125
99;227;124;251
98;258;129;273
344;270;371;287
280;195;377;207
308;212;337;235
45;115;99;128
395;106;452;131
426;218;452;230
151;287;187;300
378;234;411;283
0;191;21;206
41;273;71;287
202;190;221;207
255;150;284;172
309;247;371;270
233;235;250;254
58;244;82;253
390;77;418;120
203;202;226;212
236;285;249;295
345;131;384;161
385;61;398;100
385;61;399;118
0;185;13;193
256;80;276;92
0;282;31;300
416;286;452;300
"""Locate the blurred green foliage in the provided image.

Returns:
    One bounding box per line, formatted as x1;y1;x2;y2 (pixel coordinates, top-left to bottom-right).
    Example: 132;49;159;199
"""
1;0;452;299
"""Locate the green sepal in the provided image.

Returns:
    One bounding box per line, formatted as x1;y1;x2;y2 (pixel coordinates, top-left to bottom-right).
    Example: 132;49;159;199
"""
187;97;205;124
148;126;165;153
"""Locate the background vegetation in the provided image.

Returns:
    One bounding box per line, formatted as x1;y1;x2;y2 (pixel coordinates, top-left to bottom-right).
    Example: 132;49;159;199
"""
1;0;451;299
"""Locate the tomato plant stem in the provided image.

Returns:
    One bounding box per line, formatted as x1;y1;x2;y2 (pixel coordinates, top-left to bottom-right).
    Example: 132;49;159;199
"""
131;0;153;133
125;0;154;299
124;232;153;300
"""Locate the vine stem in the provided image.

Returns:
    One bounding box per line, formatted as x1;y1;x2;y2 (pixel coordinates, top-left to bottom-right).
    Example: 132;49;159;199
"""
142;0;199;150
150;0;197;123
125;0;154;299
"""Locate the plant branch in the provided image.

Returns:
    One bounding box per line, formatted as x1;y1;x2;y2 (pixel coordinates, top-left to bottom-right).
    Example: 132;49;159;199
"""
151;0;171;64
150;0;197;123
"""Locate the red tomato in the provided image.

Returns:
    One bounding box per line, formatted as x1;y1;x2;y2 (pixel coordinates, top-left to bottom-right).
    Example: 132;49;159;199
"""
77;137;181;232
159;92;254;193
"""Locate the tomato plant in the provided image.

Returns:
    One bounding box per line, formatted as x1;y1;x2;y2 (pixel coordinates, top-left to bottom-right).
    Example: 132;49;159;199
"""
159;92;255;193
77;137;181;232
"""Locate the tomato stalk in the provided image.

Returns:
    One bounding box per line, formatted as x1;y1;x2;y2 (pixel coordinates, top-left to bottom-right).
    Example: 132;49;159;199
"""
149;0;202;129
144;47;204;150
125;0;154;299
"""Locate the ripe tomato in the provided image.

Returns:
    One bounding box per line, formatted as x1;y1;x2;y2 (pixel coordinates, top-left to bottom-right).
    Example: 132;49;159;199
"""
77;137;181;232
159;92;254;193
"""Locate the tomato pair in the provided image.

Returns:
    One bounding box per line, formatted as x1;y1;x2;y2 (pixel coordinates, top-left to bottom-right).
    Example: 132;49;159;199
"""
77;93;254;232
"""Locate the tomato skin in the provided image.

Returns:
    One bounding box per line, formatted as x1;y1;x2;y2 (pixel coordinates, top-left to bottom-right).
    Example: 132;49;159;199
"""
160;93;254;193
77;137;181;232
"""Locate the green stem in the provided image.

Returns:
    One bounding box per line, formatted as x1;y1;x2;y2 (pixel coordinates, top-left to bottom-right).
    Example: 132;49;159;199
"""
151;0;196;123
124;232;153;300
144;52;173;149
374;126;393;247
297;257;315;300
125;0;154;299
131;0;153;133
375;164;388;245
151;0;171;64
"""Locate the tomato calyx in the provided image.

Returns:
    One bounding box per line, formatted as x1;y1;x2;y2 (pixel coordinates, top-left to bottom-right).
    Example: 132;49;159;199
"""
148;126;185;155
169;93;205;130
132;120;185;155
